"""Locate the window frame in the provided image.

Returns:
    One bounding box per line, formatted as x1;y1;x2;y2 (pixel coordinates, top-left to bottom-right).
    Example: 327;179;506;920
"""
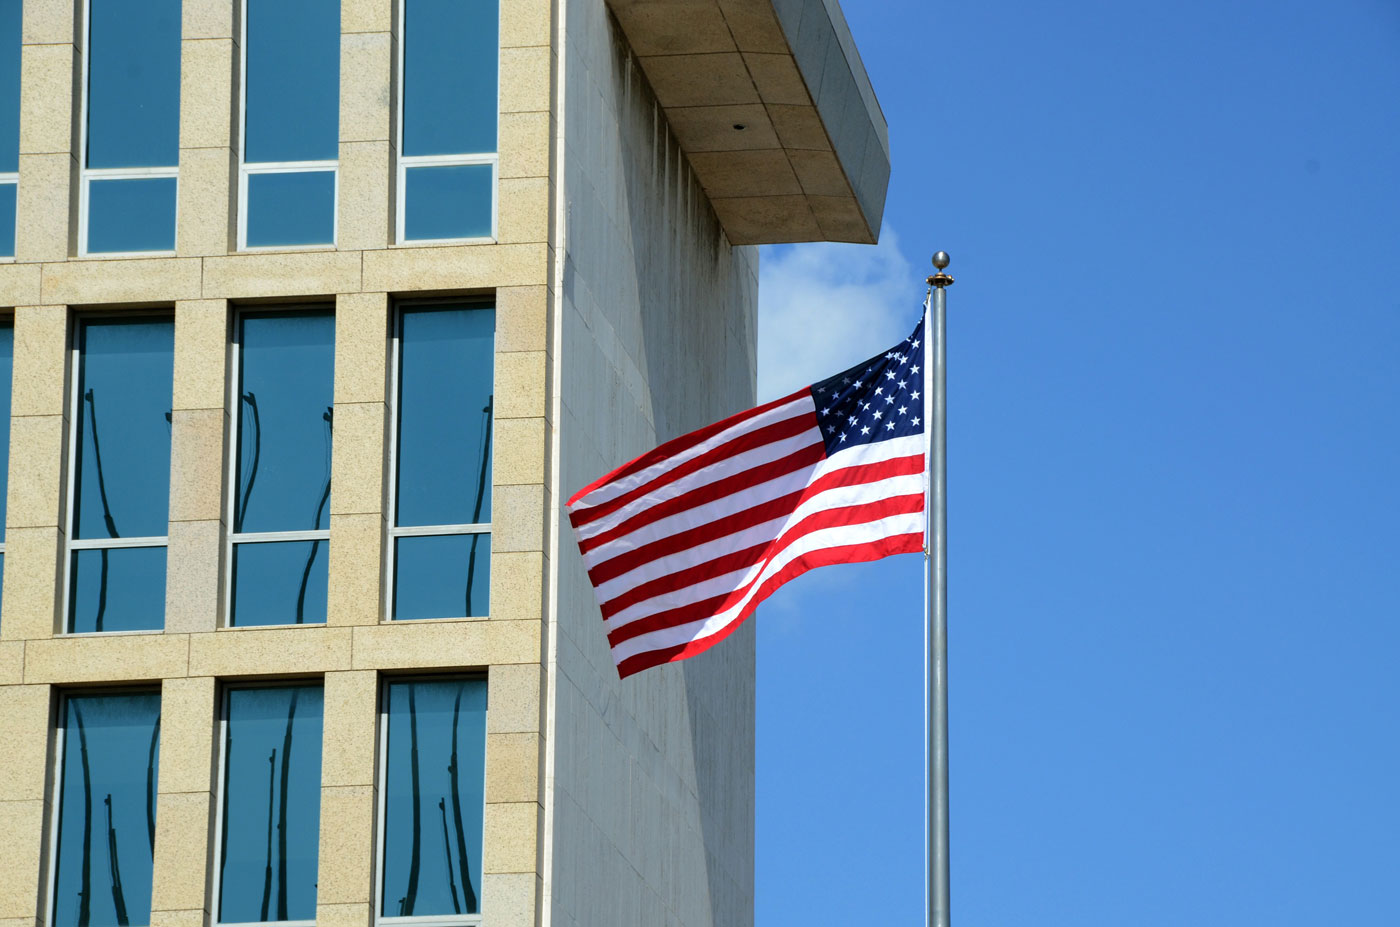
393;0;501;247
210;679;325;927
222;305;336;627
383;299;495;621
61;312;174;636
236;0;340;252
76;0;180;259
373;674;489;927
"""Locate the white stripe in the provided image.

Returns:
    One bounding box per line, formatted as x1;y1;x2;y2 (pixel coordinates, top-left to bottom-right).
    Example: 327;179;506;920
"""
570;392;813;511
609;511;925;662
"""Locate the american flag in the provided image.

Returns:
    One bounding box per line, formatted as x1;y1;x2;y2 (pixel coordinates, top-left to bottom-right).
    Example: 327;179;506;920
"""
567;313;929;678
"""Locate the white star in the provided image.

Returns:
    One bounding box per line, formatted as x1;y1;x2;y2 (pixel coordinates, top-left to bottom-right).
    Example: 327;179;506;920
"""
874;387;883;396
885;421;895;431
873;410;883;420
885;352;895;359
886;370;896;381
842;376;851;385
911;390;920;400
898;380;907;389
854;379;863;389
898;405;908;415
911;416;920;426
822;407;831;416
911;365;920;374
899;354;909;365
860;425;871;435
839;432;848;442
847;415;856;425
862;402;871;410
884;394;895;404
911;339;920;349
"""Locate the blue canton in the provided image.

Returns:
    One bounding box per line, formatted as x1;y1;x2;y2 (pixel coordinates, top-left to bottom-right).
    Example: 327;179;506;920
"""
810;315;927;457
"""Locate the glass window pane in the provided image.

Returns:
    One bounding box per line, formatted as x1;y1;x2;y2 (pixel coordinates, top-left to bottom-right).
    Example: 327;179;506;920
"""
396;307;494;526
246;172;335;248
244;0;339;163
403;164;492;242
0;181;15;256
218;685;323;924
70;547;167;633
86;0;180;169
394;534;490;620
0;0;19;173
74;319;174;540
403;0;498;157
381;679;486;917
0;322;11;538
235;312;335;533
230;541;329;627
88;178;177;253
52;692;161;927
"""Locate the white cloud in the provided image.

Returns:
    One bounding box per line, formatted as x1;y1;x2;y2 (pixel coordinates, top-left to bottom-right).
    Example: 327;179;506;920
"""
757;228;923;401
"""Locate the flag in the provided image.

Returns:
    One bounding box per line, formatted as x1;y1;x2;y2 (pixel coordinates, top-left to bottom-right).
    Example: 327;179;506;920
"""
567;313;929;678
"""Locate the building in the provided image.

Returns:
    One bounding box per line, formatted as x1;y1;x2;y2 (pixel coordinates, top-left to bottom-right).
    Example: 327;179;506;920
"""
0;0;888;925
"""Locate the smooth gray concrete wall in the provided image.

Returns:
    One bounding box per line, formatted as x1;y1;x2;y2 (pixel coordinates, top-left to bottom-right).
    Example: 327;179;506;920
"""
550;2;758;924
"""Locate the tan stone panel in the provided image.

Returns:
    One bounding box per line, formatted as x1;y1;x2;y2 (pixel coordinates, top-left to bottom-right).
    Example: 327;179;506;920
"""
340;32;394;144
322;670;378;787
744;51;810;105
157;676;217;795
342;0;395;35
317;785;376;905
150;791;213;912
43;258;202;305
486;551;544;624
10;306;69;418
612;0;735;56
334;293;389;406
499;46;552;114
493;417;547;487
149;910;207;927
479;873;538;927
484;732;539;804
187;626;352;677
491;484;545;554
25;633;189;683
176;147;236;257
690;149;800;198
337;141;393;253
499;0;551;48
788;148;851;198
172;300;230;412
351;620;540;670
809;193;874;243
0;266;43;307
6;415;65;529
640;52;759;108
0;642;26;683
16;153;75;264
498;112;551;181
327;513;383;627
0;800;46;919
0;527;62;640
329;401;386;517
361;242;547;292
201;251;362;300
486;662;543;734
709;193;821;245
716;0;789;53
179;39;236;150
767;103;830;150
495;285;548;354
0;685;54;802
22;0;78;46
165;519;223;635
481;801;539;874
316;903;371;927
667;104;778;152
169;409;227;523
19;44;74;156
182;0;237;41
497;177;550;246
492;351;547;420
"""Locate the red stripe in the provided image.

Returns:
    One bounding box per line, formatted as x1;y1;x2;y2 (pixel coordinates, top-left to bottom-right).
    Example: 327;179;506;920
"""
604;492;925;646
565;386;811;508
614;531;924;678
587;453;925;585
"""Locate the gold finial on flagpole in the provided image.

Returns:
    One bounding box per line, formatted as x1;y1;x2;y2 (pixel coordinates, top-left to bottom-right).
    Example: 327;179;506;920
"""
927;251;954;289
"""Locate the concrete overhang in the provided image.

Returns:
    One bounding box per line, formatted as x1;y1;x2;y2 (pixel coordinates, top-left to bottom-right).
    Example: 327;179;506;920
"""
607;0;890;245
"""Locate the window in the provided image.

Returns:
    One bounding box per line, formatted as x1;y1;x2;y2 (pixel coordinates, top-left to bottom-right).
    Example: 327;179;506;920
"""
388;304;494;619
214;684;324;926
80;0;181;255
228;310;335;626
66;318;173;633
0;320;11;618
397;0;498;242
49;691;162;927
239;0;339;248
376;678;487;923
0;0;19;257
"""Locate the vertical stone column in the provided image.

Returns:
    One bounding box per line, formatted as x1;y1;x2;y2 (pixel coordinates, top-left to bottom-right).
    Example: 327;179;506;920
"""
150;676;218;927
177;0;238;256
338;0;397;251
1;307;69;640
316;670;379;927
327;293;389;626
166;301;230;633
0;684;55;924
482;663;544;926
497;0;553;247
16;0;79;262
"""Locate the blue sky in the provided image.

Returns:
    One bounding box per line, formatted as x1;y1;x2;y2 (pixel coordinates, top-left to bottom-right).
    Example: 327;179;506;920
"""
754;1;1400;923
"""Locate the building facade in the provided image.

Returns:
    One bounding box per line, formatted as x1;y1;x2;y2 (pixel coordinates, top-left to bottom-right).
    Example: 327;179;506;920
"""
0;1;887;925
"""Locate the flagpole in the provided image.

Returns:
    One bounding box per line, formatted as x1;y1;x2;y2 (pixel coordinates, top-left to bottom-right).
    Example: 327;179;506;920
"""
926;251;953;927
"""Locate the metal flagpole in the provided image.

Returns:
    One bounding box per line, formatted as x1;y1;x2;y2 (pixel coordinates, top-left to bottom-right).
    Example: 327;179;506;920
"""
926;251;953;927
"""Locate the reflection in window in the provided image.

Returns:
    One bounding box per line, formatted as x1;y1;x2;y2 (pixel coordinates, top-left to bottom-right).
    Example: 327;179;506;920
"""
217;685;324;925
0;322;11;619
229;311;334;626
391;305;494;619
398;0;498;241
81;0;181;253
240;0;339;248
379;679;486;921
68;319;173;633
0;0;19;257
52;691;162;927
